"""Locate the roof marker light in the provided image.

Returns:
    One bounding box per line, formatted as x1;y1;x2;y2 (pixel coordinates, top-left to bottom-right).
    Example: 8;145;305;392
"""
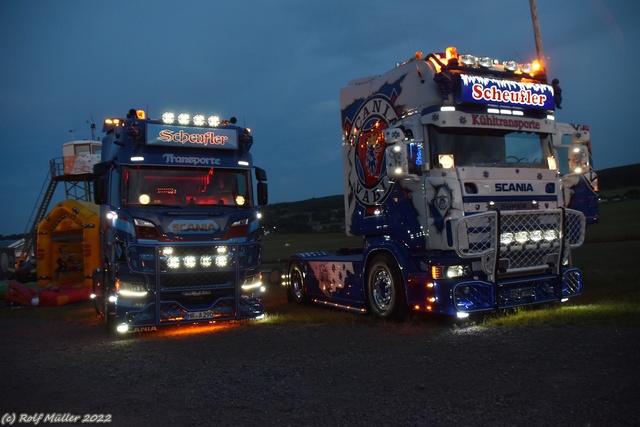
440;106;455;112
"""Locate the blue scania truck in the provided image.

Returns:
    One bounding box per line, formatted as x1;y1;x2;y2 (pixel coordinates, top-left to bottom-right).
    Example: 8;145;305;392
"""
286;47;597;319
92;109;268;333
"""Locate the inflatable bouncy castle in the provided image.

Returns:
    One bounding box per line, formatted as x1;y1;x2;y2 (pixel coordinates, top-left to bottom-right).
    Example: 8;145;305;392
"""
31;199;100;306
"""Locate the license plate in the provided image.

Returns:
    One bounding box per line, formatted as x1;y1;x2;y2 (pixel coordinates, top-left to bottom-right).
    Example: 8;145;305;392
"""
186;310;214;320
511;287;535;299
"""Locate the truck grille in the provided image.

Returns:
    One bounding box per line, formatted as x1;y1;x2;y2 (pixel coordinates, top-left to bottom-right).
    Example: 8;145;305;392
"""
453;208;585;277
127;242;261;290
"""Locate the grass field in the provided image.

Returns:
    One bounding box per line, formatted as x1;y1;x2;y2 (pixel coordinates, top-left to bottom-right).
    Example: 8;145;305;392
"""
262;199;640;327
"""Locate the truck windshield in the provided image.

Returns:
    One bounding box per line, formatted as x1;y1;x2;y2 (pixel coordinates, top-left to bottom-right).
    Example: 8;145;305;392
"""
122;166;253;207
430;127;553;169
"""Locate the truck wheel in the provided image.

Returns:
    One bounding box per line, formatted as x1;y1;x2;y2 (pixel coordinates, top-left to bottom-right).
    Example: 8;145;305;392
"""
287;261;309;304
366;254;407;320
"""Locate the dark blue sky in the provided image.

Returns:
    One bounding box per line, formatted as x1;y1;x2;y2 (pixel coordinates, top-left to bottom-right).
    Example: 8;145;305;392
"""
1;0;638;235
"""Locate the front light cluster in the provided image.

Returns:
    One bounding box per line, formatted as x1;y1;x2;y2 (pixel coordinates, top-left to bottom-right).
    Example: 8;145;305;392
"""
431;264;471;280
500;229;558;246
162;112;220;127
161;246;233;270
116;279;148;297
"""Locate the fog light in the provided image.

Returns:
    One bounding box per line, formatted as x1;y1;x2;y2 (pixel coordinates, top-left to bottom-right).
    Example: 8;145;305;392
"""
515;231;529;244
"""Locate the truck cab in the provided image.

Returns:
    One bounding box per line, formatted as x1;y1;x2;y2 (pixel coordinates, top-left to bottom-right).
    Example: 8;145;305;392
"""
92;109;268;333
287;47;595;319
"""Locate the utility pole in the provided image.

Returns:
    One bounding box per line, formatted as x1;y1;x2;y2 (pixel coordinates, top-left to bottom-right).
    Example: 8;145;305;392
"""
529;0;545;68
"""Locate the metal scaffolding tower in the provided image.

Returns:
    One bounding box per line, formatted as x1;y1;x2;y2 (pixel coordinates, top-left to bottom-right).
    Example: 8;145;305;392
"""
19;157;94;261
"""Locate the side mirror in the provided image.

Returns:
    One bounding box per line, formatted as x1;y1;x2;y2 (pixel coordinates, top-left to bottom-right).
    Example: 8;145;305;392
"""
255;167;267;182
257;182;268;206
255;167;268;206
385;141;421;180
568;145;590;175
92;162;111;205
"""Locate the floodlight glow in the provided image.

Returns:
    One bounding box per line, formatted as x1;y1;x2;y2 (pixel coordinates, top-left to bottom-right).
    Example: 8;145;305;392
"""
530;230;543;243
200;255;213;268
193;115;205;126
184;255;197;268
515;231;529;244
500;232;514;246
162;112;175;124
167;256;180;269
208;115;220;126
178;113;190;125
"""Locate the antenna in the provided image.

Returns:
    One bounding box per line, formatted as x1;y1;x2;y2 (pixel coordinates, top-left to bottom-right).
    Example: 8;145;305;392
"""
87;115;96;140
69;129;76;141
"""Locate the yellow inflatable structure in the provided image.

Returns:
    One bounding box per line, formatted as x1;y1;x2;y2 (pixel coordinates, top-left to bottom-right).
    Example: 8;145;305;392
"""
35;200;100;304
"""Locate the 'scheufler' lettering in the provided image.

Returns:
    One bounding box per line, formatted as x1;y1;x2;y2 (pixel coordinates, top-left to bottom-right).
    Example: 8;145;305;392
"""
472;84;547;107
158;129;228;146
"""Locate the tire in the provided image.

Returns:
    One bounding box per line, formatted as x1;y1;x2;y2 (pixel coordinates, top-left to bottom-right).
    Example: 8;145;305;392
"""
366;253;407;320
287;261;309;304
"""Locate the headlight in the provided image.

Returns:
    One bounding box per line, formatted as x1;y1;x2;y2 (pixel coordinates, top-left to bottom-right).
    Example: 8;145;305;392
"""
431;265;470;279
446;265;469;278
116;280;148;297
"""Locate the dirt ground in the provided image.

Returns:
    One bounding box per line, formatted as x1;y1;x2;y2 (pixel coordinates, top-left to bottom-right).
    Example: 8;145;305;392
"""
1;285;639;427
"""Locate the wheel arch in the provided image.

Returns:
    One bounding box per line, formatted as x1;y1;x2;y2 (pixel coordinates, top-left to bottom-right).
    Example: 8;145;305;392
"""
362;244;409;311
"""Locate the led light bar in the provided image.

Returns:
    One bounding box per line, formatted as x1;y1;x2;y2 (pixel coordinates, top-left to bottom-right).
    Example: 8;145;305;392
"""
161;111;224;127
